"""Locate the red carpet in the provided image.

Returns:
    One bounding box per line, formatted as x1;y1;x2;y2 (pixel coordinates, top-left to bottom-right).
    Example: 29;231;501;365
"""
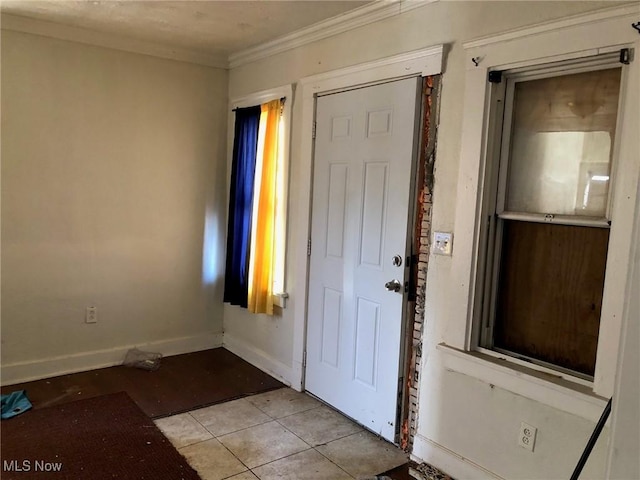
0;392;201;479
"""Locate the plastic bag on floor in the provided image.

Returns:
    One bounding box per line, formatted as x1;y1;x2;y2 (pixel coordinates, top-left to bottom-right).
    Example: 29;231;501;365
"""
123;348;162;371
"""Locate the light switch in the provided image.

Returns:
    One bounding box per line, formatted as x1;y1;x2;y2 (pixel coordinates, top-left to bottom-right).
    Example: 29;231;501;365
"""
433;232;453;256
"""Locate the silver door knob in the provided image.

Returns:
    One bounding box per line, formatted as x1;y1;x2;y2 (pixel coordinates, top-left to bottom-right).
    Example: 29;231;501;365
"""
385;279;402;293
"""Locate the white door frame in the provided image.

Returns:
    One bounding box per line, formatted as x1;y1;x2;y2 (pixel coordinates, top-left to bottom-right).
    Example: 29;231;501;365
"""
291;45;445;390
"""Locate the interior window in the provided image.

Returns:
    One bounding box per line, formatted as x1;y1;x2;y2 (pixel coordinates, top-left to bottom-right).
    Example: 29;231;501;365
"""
505;68;620;218
479;60;623;378
223;98;289;315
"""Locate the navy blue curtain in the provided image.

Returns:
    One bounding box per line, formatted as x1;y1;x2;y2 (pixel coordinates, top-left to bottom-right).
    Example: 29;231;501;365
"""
224;106;261;307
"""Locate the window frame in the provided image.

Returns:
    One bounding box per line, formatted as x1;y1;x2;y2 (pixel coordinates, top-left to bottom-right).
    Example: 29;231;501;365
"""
475;54;624;381
228;84;294;308
495;56;621;225
447;5;639;407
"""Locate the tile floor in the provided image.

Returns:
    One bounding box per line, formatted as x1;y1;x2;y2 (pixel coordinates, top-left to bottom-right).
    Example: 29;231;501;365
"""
155;387;408;480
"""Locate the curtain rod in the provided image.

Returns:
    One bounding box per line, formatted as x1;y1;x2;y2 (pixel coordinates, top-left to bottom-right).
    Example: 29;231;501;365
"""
232;97;286;112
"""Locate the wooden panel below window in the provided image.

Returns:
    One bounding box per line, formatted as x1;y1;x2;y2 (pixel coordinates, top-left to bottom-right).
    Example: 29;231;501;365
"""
494;221;609;376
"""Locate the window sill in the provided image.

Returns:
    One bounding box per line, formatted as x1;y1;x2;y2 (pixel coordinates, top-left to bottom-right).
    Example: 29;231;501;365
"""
272;293;289;309
437;343;608;423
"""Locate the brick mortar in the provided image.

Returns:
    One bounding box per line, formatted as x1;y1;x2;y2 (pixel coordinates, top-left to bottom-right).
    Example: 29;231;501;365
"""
402;75;441;452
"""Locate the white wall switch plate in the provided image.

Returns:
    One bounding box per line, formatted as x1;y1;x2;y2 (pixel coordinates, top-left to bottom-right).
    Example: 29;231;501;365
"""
433;232;453;256
85;306;98;324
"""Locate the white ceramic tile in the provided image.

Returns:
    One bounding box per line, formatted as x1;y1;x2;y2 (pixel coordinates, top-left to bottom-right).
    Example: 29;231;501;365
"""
315;431;408;479
252;449;354;480
190;398;271;436
179;438;247;480
226;472;259;480
246;388;321;419
218;421;310;468
154;412;213;448
277;406;362;446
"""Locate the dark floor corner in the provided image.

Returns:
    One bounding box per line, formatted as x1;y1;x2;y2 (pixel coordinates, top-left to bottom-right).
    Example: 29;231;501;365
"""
379;462;415;479
380;461;455;480
1;347;284;418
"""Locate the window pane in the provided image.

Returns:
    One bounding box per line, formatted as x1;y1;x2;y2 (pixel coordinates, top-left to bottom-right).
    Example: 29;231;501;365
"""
494;220;609;376
506;68;621;217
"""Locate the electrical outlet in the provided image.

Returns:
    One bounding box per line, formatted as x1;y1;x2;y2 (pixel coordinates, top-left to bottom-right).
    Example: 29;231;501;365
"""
433;232;453;256
518;422;537;451
85;306;97;324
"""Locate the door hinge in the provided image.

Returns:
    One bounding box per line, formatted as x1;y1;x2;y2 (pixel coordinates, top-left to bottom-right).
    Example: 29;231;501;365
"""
307;238;312;256
312;121;317;139
302;350;307;368
620;48;633;65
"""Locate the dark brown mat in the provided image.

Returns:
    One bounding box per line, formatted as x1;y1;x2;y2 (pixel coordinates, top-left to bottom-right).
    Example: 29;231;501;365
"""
379;463;414;479
378;462;455;480
2;348;284;418
0;392;200;480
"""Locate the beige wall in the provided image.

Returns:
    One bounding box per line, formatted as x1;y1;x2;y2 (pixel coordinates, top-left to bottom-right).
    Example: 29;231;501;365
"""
1;30;229;382
607;178;640;479
225;2;631;479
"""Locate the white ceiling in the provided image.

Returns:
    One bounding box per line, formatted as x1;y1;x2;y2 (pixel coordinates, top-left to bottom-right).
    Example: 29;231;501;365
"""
0;1;372;58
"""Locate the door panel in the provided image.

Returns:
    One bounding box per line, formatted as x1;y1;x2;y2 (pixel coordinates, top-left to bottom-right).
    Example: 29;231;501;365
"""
360;162;388;267
306;78;420;441
326;164;348;259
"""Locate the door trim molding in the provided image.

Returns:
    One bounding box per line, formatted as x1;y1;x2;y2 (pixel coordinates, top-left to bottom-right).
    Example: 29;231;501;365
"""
292;46;445;391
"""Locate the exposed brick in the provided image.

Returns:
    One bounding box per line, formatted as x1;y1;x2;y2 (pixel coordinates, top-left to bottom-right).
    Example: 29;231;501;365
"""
403;76;439;453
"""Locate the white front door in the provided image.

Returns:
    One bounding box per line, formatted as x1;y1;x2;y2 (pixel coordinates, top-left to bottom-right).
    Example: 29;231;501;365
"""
306;77;420;441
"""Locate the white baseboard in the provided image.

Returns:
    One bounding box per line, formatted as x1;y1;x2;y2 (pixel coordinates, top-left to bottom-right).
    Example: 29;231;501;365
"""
223;333;293;387
1;332;223;386
412;433;505;480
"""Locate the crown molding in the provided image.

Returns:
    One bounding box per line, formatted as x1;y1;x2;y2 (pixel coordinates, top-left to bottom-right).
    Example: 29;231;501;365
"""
463;3;640;50
1;1;439;70
228;0;437;69
1;13;229;69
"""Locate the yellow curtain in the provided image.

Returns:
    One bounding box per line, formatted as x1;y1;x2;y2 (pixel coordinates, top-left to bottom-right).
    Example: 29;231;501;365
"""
248;99;282;314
